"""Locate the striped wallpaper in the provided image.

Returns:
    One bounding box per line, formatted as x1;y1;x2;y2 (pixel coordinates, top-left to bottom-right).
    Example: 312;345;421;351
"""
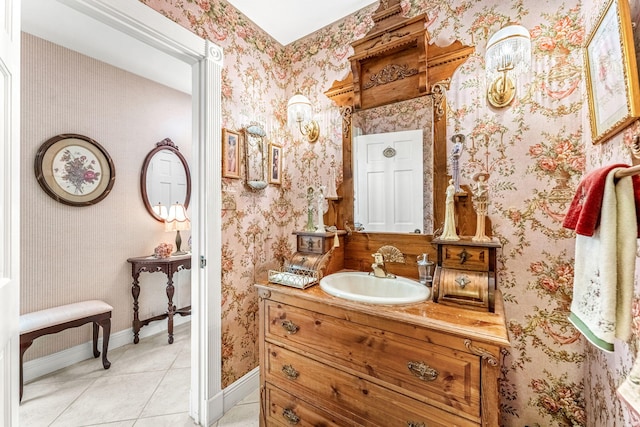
20;33;192;360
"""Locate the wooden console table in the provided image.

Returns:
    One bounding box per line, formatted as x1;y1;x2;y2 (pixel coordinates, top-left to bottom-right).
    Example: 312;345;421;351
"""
126;254;191;344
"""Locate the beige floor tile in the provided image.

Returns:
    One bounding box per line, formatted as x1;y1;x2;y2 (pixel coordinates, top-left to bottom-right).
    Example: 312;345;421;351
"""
102;340;182;376
84;422;136;427
239;387;260;405
215;402;260;427
19;379;95;427
133;412;198;426
27;346;128;386
171;344;191;369
139;367;190;418
19;322;259;426
51;371;166;426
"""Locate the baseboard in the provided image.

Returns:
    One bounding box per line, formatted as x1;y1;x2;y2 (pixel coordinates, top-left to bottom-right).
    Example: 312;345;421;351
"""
23;316;191;383
205;367;260;425
223;366;260;412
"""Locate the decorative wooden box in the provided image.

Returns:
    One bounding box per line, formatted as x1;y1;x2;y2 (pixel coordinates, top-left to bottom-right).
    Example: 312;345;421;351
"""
294;231;338;255
289;231;346;279
432;238;501;312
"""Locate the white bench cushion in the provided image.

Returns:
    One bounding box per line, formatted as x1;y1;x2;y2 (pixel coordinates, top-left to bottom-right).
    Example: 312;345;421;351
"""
20;300;113;334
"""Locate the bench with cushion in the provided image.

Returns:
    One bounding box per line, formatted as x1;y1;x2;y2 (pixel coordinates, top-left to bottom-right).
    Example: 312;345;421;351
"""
19;300;112;401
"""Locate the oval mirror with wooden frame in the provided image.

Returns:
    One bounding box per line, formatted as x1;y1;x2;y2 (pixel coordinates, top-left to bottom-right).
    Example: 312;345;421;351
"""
140;138;191;222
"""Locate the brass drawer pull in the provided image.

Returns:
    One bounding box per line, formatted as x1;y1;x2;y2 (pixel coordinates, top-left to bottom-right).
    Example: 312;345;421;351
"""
407;423;425;427
282;364;299;380
282;408;300;424
407;361;439;381
457;248;470;264
281;320;299;334
455;274;470;289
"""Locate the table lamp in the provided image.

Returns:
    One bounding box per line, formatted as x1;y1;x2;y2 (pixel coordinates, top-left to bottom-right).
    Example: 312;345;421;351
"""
165;202;190;255
152;202;168;220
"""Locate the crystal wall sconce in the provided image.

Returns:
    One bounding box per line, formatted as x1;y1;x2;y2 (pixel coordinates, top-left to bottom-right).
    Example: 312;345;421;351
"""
287;92;320;142
485;24;531;108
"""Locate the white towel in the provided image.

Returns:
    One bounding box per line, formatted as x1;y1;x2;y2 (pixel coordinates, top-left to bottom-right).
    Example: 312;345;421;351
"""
618;355;640;417
568;168;636;352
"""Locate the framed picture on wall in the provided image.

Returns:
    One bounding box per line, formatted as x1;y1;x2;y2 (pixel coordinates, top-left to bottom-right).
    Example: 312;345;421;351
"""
268;143;282;185
34;133;116;206
222;128;241;179
585;0;640;144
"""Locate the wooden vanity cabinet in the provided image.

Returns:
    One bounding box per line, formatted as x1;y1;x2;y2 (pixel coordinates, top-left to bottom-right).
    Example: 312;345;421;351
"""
256;283;509;427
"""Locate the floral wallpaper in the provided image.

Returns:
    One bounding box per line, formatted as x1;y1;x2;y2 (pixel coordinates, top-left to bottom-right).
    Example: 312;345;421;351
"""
141;0;640;425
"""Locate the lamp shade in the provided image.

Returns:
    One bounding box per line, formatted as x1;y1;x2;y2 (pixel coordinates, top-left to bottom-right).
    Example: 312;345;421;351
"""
485;24;531;75
165;202;191;232
287;92;313;125
152;202;168;220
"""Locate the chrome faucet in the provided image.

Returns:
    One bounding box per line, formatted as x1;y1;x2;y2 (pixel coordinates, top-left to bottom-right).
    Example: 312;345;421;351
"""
371;252;392;278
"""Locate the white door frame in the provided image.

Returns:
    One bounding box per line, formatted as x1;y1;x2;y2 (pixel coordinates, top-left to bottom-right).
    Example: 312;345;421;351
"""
20;0;223;425
1;0;21;424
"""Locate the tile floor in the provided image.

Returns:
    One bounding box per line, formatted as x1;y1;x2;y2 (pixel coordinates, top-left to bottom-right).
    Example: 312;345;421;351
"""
20;323;260;426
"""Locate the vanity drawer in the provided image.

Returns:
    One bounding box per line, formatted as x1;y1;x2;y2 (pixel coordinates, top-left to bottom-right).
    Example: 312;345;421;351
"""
264;384;351;426
436;268;491;311
265;343;479;427
264;301;480;417
441;244;490;271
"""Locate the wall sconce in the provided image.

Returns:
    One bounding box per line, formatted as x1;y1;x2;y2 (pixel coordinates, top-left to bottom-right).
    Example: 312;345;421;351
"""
485;24;531;108
287;92;320;142
165;202;190;255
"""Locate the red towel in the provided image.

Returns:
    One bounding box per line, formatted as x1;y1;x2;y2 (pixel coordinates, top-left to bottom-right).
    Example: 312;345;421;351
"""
563;164;640;237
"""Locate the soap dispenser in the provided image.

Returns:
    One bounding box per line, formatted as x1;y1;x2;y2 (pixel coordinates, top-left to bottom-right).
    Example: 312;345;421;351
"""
417;253;434;286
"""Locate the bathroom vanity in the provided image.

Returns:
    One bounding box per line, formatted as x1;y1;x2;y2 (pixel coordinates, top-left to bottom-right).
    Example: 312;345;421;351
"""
256;282;509;426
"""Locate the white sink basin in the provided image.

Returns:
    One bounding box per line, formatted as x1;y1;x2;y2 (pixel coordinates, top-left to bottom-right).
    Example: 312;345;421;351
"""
319;271;430;305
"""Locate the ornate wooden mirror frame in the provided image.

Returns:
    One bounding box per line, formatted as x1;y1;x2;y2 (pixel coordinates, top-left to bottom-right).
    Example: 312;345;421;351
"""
325;0;475;238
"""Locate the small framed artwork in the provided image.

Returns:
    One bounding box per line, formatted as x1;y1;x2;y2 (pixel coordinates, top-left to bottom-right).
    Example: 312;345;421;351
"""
585;0;640;144
268;143;282;185
222;128;241;178
34;133;116;206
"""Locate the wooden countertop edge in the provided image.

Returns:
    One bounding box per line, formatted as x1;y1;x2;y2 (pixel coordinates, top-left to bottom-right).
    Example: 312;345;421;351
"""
255;281;511;348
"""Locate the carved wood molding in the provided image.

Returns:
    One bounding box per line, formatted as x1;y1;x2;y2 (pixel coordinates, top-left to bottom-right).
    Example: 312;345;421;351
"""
371;0;404;29
464;339;498;366
257;288;271;301
363;64;419;90
340;106;353;139
431;79;451;122
352;35;423;62
369;30;411;49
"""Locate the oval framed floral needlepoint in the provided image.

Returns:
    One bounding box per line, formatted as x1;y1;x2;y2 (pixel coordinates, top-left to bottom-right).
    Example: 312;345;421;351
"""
34;133;116;206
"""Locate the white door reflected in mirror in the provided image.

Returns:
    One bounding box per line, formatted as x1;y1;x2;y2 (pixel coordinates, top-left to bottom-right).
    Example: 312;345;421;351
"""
354;129;423;233
147;150;188;210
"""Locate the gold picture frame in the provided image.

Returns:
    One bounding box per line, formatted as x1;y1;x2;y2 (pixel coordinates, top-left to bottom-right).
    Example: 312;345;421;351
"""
222;128;241;178
34;133;116;206
268;143;282;185
585;0;640;144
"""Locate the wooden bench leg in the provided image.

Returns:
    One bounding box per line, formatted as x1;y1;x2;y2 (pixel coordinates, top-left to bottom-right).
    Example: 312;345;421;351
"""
19;337;34;402
95;317;111;369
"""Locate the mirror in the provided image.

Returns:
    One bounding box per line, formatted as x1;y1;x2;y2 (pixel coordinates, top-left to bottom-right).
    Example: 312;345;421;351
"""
243;122;268;190
351;96;434;234
140;138;191;222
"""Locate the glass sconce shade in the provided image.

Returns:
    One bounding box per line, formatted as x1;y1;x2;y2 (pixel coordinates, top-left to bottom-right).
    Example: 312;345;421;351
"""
485;24;531;108
287;92;313;124
287;92;320;142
